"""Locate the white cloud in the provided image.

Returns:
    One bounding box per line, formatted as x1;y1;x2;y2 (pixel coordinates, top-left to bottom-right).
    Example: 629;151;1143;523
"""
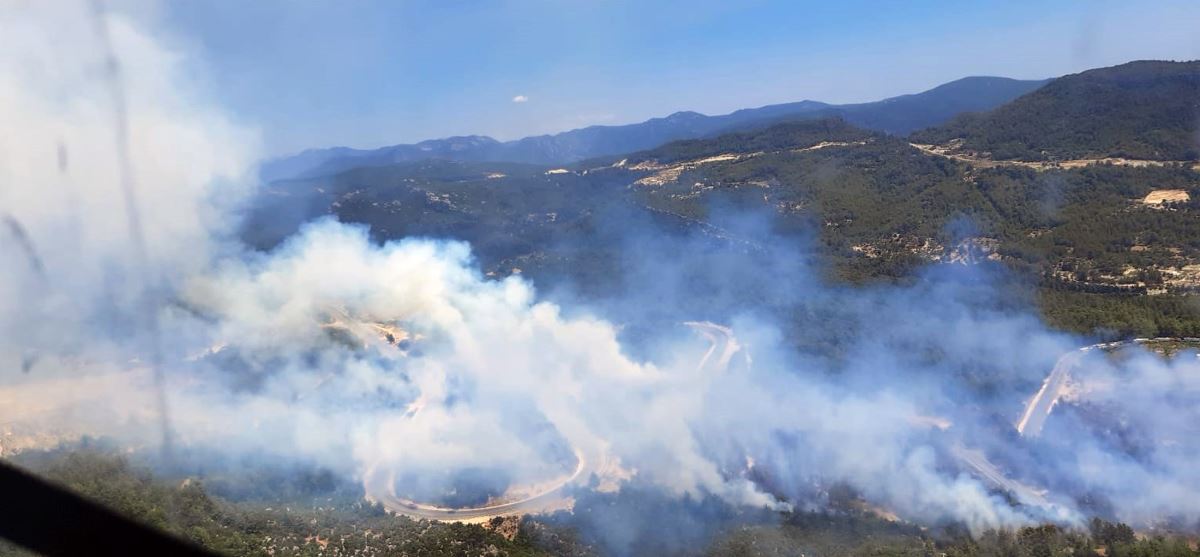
511;94;529;103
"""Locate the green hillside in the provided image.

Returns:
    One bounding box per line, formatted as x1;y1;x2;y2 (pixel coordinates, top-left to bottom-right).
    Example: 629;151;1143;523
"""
911;60;1200;161
246;62;1200;340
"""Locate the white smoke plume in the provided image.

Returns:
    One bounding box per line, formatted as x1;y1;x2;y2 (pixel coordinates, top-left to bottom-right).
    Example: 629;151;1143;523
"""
2;4;1200;552
0;1;257;371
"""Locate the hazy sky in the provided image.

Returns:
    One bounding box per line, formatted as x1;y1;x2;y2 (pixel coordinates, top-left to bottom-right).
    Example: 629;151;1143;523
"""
116;0;1200;155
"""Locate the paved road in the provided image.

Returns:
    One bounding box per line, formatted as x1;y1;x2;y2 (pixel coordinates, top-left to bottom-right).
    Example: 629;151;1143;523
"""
950;445;1051;509
1015;350;1086;438
369;329;1169;523
1013;339;1180;438
684;321;742;375
963;339;1191;515
362;448;588;523
363;322;740;522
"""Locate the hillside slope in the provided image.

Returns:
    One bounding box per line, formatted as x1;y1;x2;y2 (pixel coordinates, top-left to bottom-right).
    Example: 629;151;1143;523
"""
834;75;1052;135
247;106;1200;339
912;60;1200;161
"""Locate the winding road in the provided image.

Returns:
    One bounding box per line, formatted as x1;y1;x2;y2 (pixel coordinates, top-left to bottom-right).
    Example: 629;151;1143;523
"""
1013;338;1197;438
362;448;589;523
363;321;742;522
365;326;1192;523
1015;349;1086;438
950;445;1050;509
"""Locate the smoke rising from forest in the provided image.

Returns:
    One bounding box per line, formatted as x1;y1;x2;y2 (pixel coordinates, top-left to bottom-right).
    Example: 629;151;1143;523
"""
3;5;1200;551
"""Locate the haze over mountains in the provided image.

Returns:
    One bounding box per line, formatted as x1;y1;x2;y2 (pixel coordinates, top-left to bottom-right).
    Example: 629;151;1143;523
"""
261;75;1047;181
248;60;1200;338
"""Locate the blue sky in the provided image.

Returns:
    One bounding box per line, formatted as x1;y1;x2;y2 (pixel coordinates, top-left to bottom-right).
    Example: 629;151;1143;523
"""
128;0;1200;155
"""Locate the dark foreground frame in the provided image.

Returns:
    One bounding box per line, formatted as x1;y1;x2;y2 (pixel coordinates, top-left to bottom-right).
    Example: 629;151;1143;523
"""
0;461;217;556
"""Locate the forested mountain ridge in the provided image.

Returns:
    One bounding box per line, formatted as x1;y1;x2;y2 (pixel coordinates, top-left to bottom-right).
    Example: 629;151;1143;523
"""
912;60;1200;161
831;75;1052;135
251;128;1200;341
260;76;1046;181
245;61;1200;340
608;117;1200;334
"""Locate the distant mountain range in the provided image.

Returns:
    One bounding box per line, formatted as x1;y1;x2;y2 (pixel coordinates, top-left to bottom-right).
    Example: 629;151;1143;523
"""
260;75;1048;181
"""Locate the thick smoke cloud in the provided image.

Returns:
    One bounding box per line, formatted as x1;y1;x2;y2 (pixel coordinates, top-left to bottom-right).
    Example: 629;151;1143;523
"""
2;4;1200;552
0;2;257;372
